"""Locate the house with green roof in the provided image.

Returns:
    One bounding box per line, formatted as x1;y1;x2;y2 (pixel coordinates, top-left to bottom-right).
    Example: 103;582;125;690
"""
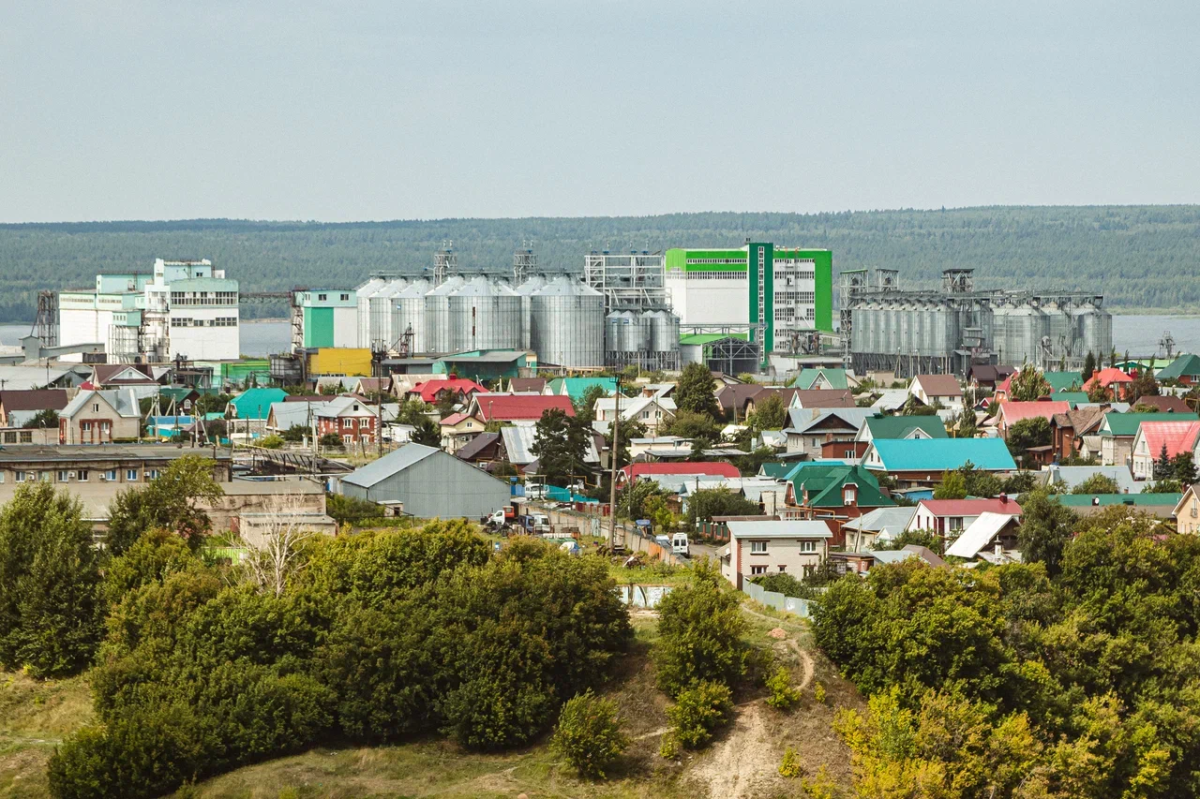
786;464;895;510
856;415;948;444
227;388;288;421
862;438;1017;485
1155;354;1200;385
792;368;849;391
1098;410;1200;467
1043;371;1084;392
1055;492;1184;518
546;376;617;402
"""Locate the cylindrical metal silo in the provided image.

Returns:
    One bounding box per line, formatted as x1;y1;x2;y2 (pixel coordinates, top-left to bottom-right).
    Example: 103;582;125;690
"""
448;277;522;352
650;310;681;354
355;277;386;349
515;275;548;351
424;276;464;354
369;278;407;350
529;277;605;367
391;279;430;354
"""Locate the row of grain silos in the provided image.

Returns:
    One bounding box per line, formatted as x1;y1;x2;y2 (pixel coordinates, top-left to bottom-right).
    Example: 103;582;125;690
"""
357;274;612;367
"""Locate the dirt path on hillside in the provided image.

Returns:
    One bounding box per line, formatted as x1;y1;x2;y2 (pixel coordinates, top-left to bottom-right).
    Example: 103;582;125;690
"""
688;704;778;799
740;605;815;690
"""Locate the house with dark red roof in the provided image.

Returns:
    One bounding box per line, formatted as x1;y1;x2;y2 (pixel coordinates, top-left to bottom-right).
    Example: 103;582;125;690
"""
0;390;71;428
1131;420;1200;480
1131;394;1192;414
618;461;740;485
468;394;575;424
908;497;1022;540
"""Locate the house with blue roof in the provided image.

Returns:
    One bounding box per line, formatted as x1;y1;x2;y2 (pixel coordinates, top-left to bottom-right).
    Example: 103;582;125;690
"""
862;438;1017;486
547;376;617;403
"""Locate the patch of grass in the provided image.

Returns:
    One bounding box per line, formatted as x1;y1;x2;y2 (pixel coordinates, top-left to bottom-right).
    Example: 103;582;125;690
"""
0;671;94;799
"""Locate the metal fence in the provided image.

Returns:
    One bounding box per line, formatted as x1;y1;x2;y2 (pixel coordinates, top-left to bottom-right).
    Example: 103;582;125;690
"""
742;581;814;618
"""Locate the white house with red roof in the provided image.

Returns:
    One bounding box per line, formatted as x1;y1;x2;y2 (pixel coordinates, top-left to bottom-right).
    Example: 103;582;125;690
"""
407;377;488;404
907;496;1022;540
1131;420;1200;480
468;394;575;424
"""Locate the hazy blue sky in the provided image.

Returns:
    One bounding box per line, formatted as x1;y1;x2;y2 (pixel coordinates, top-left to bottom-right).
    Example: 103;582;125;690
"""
2;1;1197;222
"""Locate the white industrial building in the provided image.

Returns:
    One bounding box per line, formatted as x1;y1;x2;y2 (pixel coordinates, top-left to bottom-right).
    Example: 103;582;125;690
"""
59;259;239;363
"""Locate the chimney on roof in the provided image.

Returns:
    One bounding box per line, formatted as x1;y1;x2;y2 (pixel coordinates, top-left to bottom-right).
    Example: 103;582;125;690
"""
999;492;1008;504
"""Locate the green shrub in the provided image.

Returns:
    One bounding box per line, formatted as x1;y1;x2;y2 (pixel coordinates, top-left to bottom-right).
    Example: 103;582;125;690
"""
318;432;344;448
654;561;748;697
551;690;629;780
765;666;801;711
257;434;285;449
814;682;826;705
666;680;733;749
779;745;803;778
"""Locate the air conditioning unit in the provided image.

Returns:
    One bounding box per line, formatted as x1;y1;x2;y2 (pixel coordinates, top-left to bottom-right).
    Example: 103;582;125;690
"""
99;474;108;482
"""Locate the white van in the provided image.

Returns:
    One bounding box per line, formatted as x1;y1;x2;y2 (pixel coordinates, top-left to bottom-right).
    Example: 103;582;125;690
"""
671;533;690;557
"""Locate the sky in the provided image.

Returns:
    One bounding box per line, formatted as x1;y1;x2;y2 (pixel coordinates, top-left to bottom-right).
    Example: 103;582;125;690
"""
1;0;1198;222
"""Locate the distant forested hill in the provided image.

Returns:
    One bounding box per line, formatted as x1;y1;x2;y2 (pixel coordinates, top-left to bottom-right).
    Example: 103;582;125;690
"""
0;206;1197;322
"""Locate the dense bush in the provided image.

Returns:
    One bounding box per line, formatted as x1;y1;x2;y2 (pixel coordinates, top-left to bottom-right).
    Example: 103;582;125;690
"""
814;509;1200;797
765;666;801;711
653;561;747;697
666;680;732;749
48;524;632;799
324;493;385;527
551;690;628;780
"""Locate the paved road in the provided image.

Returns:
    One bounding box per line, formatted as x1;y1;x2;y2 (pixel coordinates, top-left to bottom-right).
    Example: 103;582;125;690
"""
690;541;723;563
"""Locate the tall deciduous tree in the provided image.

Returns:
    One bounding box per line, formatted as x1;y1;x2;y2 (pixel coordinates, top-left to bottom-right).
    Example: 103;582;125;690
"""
105;455;225;555
1009;367;1052;402
1016;488;1079;577
748;394;787;432
531;408;590;486
674;362;721;420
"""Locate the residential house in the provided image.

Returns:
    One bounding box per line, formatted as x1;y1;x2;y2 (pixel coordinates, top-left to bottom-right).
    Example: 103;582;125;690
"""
784;464;896;545
1172;484;1200;534
908;375;963;411
505;377;546;394
785;408;875;458
546;376;617;402
1084;368;1135;400
88;363;160;389
266;399;329;437
785;388;857;412
1043;464;1139;495
1098;411;1199;467
454;432;504;468
58;389;142;444
792;368;850;391
1043;371;1085;393
352;377;387;396
439;411;485;453
594;395;676;436
618;461;740;486
0;390;71;428
715;383;767;421
1049;407;1106;460
908;497;1022;542
315;396;379;446
1055;492;1183;519
1131;394;1193;413
841;507;918;552
157;387;202;415
226;387;288;439
997;401;1071;440
1131;420;1200;480
1047;391;1090;407
499;424;600;475
833;544;946;576
855;414;948;445
408;377;488;405
1156;354;1200;386
629;436;693;459
861;438;1018;486
870;389;910;413
720;519;832;588
944;511;1023;561
470;394;576;424
968;364;1015;390
339;443;511;519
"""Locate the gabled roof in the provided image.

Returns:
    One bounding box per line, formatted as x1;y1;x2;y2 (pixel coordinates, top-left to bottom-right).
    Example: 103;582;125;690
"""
501;424;599;466
863;415;948;440
455;431;501;461
1050;406;1106;436
917;498;1023;517
341;443;441;488
547;376;617;401
842;506;917;534
315;396;377;418
1102;411;1200;437
439;412;472;426
594;395;677;420
727;520;832;540
793;368;849;390
1084;368;1134;389
1155;354;1200;381
622;462;740;480
715;383;765;412
1043;371;1084;392
868;438;1018;472
1045;464;1138;495
945;512;1020;559
411;378;488;403
0;390;70;413
1131;395;1192;413
229;388;288;420
507;377;547;393
91;363;158;385
473;394;575;422
1136;420;1200;460
999;401;1071;427
912;374;962;397
969;364;1015;384
787;408;876;435
61;388;141;419
792;464;895;509
789;388;856;409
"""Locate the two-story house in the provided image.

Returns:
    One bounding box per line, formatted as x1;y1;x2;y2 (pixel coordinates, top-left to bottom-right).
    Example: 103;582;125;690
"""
58;389;142;444
315;396;379;446
720;519;832;588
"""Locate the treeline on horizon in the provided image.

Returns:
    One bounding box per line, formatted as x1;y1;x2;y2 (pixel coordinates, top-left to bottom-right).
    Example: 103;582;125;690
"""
0;205;1198;323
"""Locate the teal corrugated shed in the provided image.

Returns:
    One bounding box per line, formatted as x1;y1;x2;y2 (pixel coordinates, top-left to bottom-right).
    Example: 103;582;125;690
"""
869;438;1017;471
549;377;617;401
229;388;287;420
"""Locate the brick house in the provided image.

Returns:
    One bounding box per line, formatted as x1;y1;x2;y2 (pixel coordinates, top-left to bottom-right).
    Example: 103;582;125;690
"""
315;396;379;445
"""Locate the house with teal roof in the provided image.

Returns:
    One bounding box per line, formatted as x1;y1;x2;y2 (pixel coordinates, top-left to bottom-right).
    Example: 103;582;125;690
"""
227;388;288;421
792;368;849;391
862;438;1017;485
1043;371;1084;392
547;376;617;402
785;463;896;510
1047;391;1089;407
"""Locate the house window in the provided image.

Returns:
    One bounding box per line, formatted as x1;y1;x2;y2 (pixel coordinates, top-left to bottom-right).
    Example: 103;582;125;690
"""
19;431;31;444
318;293;327;301
101;422;110;432
77;470;89;482
14;471;24;482
342;419;353;429
82;422;92;432
146;469;159;480
750;565;767;575
778;565;787;573
2;432;13;443
949;517;964;532
104;470;117;481
343;435;353;445
58;470;70;482
750;540;768;554
800;541;816;553
340;293;349;301
92;404;100;412
40;472;50;482
126;469;139;481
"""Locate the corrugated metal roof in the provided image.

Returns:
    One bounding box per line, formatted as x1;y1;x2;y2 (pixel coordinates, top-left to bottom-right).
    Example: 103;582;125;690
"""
869;438;1017;471
946;512;1020;558
341;443;440;488
727;520;832;539
843;506;917;533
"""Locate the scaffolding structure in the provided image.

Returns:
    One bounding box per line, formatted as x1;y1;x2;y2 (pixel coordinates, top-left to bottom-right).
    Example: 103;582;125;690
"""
513;241;537;285
34;291;59;348
433;242;457;287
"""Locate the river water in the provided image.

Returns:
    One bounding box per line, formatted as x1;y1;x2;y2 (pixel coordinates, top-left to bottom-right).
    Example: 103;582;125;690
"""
2;315;1198;360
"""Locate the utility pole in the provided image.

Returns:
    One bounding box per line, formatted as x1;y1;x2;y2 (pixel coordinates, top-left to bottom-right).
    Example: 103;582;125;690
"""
608;375;621;548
